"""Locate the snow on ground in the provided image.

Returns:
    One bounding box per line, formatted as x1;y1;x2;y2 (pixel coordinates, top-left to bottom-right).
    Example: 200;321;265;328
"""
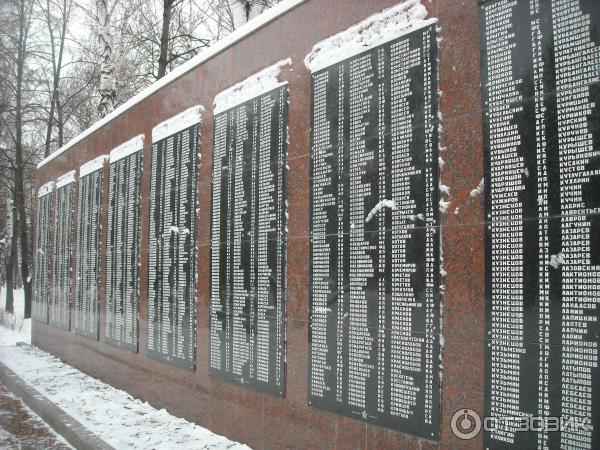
0;287;31;346
0;288;249;449
0;346;252;449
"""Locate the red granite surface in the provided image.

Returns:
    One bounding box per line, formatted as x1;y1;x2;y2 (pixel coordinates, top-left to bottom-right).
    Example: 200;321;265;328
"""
33;0;486;448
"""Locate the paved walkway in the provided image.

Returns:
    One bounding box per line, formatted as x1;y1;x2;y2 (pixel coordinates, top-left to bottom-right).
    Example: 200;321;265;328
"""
0;380;71;449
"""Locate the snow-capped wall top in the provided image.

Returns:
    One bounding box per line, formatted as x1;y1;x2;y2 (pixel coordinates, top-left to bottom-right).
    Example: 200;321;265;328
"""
152;105;204;142
38;181;54;198
80;155;109;178
213;58;291;115
36;0;307;170
109;135;144;163
304;0;435;72
56;170;76;188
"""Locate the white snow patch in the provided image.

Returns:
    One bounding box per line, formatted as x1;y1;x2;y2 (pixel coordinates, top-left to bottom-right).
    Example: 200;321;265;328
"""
37;0;308;170
438;156;445;169
0;345;251;450
213;59;291;115
109;135;144;163
439;184;450;196
0;318;30;347
470;178;484;198
439;200;451;214
152;105;204;142
549;253;565;269
80;155;108;177
365;199;397;223
304;0;435;72
0;287;30;346
38;182;54;198
408;213;425;222
55;170;75;188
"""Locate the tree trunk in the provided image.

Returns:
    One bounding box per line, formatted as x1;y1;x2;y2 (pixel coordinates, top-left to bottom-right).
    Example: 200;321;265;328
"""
14;0;32;318
44;0;57;158
5;259;15;313
43;0;70;156
231;0;266;29
17;183;31;318
4;196;17;314
44;90;57;158
157;0;173;79
97;0;116;117
57;96;64;147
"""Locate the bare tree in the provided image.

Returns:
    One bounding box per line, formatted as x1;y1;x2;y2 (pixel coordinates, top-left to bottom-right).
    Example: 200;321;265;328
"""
235;0;273;26
0;0;37;317
40;0;74;156
4;197;16;313
156;0;209;79
157;0;175;79
0;3;15;312
96;0;116;117
0;0;282;316
16;0;35;318
207;0;276;32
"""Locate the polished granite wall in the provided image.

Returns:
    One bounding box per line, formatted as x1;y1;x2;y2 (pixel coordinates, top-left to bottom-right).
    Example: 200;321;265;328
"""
33;0;485;448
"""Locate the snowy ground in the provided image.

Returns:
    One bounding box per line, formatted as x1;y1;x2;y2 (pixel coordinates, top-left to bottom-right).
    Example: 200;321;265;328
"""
0;288;251;450
0;287;31;346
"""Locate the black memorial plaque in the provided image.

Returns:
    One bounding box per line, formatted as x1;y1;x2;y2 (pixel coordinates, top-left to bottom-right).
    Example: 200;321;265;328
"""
308;23;440;439
50;178;74;330
148;122;200;369
105;149;142;351
209;85;288;396
480;0;600;448
33;187;53;323
75;165;104;339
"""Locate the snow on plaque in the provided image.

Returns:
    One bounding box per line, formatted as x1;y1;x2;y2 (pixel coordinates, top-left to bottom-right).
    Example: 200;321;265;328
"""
105;136;143;351
148;106;203;368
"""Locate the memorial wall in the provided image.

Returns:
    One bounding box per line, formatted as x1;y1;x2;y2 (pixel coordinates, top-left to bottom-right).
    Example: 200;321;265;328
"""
49;173;75;330
33;183;53;323
30;0;599;448
104;137;143;351
209;85;288;396
480;0;599;448
74;156;105;339
148;107;203;369
308;22;440;439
